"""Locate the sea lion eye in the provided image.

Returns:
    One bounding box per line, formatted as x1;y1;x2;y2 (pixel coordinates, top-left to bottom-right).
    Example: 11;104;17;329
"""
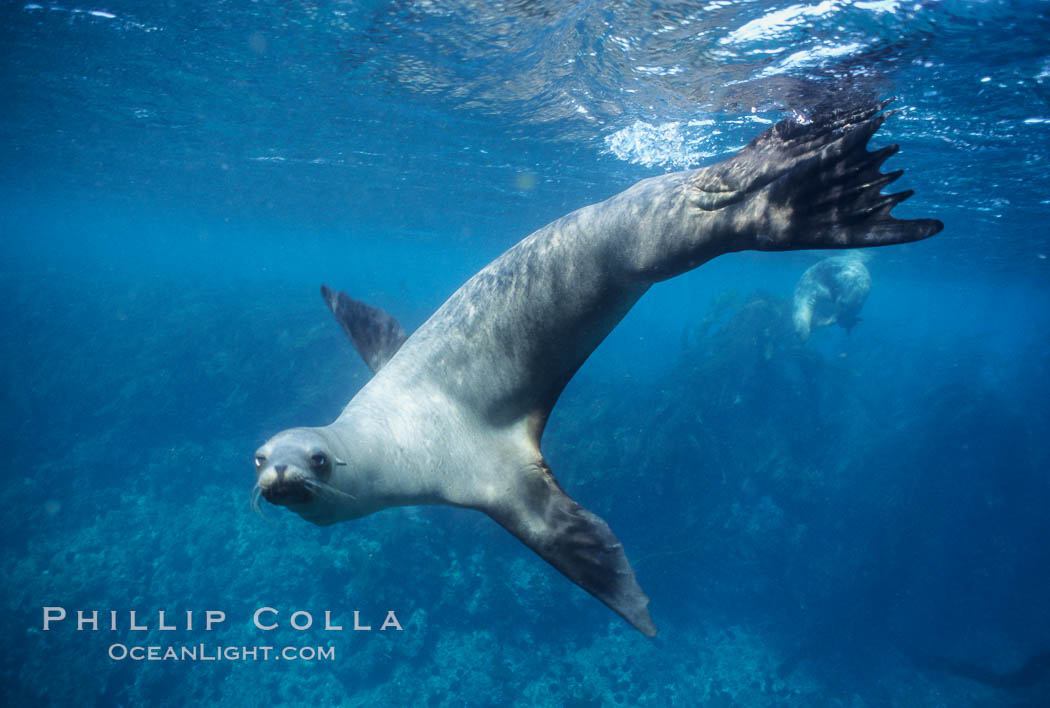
254;454;266;469
310;453;328;468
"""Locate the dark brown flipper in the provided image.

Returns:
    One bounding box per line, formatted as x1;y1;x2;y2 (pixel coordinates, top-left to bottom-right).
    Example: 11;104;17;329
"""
321;284;408;374
694;99;943;250
484;461;657;637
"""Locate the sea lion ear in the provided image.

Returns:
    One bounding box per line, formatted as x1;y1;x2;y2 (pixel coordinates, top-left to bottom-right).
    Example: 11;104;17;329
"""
484;461;658;637
321;284;408;374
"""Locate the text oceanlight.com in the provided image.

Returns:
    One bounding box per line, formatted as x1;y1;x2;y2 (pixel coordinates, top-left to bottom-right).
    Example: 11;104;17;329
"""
107;644;335;662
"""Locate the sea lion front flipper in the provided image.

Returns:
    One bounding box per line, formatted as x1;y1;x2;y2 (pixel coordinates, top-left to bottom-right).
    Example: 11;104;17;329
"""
321;284;408;373
484;461;657;637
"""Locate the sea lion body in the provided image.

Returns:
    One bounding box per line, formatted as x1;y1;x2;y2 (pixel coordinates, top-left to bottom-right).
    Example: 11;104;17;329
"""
792;256;872;342
254;102;942;637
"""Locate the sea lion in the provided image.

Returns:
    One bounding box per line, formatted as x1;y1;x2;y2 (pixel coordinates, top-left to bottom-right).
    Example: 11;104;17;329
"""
792;255;872;342
252;101;941;637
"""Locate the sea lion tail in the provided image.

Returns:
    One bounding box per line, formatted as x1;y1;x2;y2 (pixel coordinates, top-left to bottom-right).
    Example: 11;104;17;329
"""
693;99;943;251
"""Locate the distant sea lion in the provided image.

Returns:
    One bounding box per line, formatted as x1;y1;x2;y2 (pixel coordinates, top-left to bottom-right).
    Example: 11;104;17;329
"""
792;256;872;342
252;101;941;637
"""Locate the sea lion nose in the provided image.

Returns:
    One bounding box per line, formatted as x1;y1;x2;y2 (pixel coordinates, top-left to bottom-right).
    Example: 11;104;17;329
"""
275;464;287;481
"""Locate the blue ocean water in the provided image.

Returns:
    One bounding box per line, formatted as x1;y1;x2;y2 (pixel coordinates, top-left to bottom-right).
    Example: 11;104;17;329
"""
3;0;1049;705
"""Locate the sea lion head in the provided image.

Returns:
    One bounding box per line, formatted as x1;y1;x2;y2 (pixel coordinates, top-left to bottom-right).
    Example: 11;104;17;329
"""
252;417;419;525
253;427;341;516
838;312;862;333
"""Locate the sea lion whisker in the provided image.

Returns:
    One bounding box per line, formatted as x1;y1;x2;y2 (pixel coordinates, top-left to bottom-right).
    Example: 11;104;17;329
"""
304;478;357;502
249;485;261;515
312;479;355;501
249;484;278;525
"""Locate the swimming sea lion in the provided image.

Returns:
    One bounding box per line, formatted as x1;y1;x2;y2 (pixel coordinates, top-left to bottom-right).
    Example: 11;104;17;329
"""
252;101;942;637
792;255;872;342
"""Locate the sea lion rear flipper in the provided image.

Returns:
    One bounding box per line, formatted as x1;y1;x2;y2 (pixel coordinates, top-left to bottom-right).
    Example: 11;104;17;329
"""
695;99;943;250
484;461;657;637
321;284;408;373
